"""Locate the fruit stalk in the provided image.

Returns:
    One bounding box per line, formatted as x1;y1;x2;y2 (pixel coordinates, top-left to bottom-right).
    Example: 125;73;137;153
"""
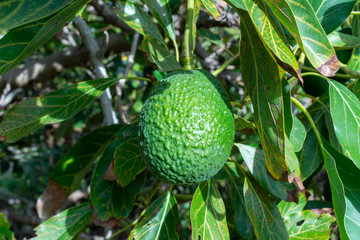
182;0;197;70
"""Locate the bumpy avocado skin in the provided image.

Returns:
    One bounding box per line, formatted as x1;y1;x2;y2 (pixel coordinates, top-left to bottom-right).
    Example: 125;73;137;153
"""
139;70;235;185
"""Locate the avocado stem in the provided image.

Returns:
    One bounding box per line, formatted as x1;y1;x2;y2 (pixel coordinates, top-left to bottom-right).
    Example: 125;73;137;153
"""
182;0;197;70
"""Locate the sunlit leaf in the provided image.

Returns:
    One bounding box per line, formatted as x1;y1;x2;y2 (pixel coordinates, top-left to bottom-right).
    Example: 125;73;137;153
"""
243;178;289;240
129;191;179;240
0;0;90;75
240;14;289;181
222;162;255;239
37;124;122;219
328;31;360;49
0;0;73;30
290;116;306;152
309;0;357;34
0;77;119;143
263;0;339;76
191;178;230;240
115;0;164;44
200;0;221;20
328;80;360;167
348;4;360;71
322;138;360;240
113;137;146;187
32;202;91;240
278;193;335;240
0;212;14;240
236;143;292;200
141;36;181;72
143;0;176;41
90;124;145;226
227;0;301;80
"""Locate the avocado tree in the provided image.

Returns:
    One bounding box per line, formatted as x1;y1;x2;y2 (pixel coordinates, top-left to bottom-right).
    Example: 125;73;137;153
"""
1;0;360;239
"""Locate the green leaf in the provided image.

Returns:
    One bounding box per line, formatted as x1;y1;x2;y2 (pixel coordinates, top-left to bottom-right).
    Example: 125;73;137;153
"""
0;77;119;143
353;80;360;99
348;4;360;71
191;178;230;240
113;137;145;187
322;138;360;240
200;0;221;20
0;0;90;75
309;0;357;34
228;1;300;80
90;124;145;226
0;212;14;240
290;116;306;152
143;0;176;41
328;80;360;166
115;1;164;44
141;36;181;72
0;0;73;30
198;28;223;47
50;124;123;192
243;178;289;240
234;115;256;134
240;14;289;181
222;163;255;239
235;143;292;200
297;96;329;179
129;191;179;240
32;202;91;240
263;0;339;77
278;193;335;240
284;136;302;189
328;31;360;49
37;125;123;219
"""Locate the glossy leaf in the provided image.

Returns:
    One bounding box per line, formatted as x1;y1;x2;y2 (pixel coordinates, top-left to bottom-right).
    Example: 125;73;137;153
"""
290;116;306;152
141;36;181;72
322;138;360;240
0;0;90;75
90;124;145;226
328;80;360;166
278;193;335;240
113;137;145;187
32;202;91;240
115;1;164;44
236;143;292;200
200;0;221;20
0;77;119;143
143;0;176;41
37;125;122;219
191;178;230;240
0;212;14;240
240;15;289;181
348;4;360;71
243;178;289;240
222;162;255;239
328;31;360;49
0;0;73;30
129;191;179;240
309;0;357;34
263;0;339;77
229;1;300;80
199;28;223;47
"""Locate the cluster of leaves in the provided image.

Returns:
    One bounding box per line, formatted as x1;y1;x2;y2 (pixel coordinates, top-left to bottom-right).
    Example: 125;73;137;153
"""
1;0;360;239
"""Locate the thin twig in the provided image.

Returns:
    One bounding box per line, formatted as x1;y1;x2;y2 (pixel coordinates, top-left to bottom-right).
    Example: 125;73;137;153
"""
115;32;140;124
73;16;119;125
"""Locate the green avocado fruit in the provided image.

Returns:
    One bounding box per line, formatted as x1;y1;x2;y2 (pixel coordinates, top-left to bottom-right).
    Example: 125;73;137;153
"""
139;70;235;185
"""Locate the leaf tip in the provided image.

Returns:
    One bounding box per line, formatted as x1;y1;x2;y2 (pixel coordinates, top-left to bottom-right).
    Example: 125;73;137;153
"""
317;54;340;77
